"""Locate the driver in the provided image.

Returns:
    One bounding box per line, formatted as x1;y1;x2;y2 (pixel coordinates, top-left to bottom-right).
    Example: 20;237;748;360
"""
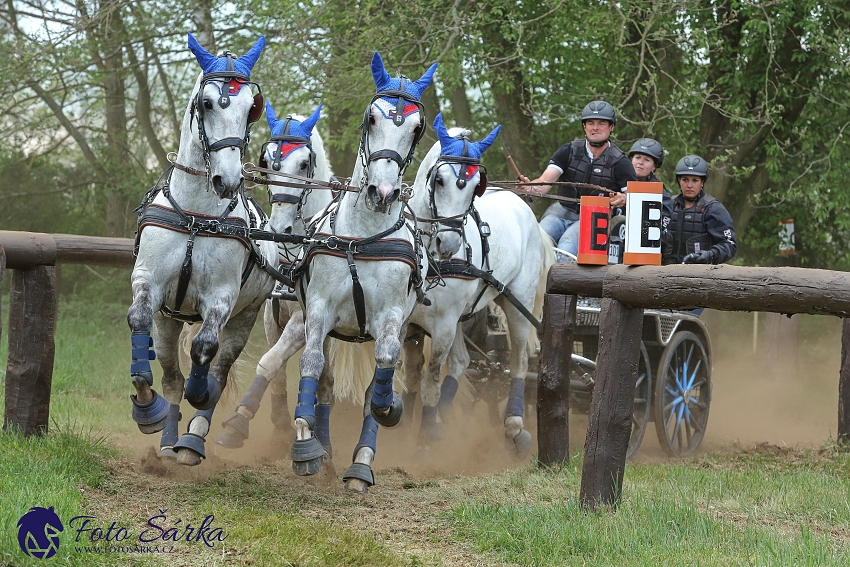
519;101;637;260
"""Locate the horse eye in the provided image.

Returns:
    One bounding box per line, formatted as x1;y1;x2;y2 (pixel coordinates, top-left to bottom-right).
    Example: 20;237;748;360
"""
369;114;376;126
203;99;213;110
436;176;444;186
300;161;308;170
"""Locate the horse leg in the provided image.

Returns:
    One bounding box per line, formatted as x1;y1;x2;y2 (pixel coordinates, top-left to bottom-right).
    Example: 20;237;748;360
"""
290;303;331;476
216;307;300;449
418;326;455;443
440;320;471;413
400;337;425;427
176;303;261;466
150;313;186;459
495;297;533;456
127;278;169;433
367;308;405;427
343;310;406;493
315;338;335;459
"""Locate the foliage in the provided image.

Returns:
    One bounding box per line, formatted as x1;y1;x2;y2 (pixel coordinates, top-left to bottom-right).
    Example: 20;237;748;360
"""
1;0;850;266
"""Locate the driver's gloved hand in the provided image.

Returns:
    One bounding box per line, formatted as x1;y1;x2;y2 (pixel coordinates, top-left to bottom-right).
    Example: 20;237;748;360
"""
683;250;714;264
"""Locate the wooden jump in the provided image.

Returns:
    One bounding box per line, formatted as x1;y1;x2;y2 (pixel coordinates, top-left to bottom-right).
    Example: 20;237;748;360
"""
0;231;134;436
537;263;850;511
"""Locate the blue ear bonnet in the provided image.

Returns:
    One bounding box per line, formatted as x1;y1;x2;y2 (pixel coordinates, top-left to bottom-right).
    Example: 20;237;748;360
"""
433;113;501;160
266;103;322;138
370;52;437;110
188;34;265;78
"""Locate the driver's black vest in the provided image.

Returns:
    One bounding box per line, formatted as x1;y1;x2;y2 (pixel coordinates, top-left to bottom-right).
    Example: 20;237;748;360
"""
561;139;625;211
666;194;718;264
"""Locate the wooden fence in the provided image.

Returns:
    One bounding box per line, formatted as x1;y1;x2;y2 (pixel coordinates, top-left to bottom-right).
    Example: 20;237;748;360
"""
536;263;850;510
0;231;134;436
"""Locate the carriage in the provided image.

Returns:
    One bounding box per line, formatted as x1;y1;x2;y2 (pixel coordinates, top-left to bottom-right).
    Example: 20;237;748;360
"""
463;297;713;458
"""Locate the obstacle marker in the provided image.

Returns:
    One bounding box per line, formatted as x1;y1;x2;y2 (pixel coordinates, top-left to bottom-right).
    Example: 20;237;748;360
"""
623;181;663;265
577;196;611;265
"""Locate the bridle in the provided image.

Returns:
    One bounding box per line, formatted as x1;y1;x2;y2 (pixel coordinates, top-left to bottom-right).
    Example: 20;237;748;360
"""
357;77;427;192
257;115;317;211
189;51;264;181
424;135;488;239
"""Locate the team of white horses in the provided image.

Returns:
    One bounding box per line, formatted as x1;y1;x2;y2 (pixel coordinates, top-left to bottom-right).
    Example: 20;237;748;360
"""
128;34;554;492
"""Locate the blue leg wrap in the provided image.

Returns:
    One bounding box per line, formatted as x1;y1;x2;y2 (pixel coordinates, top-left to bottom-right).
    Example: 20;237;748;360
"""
437;375;459;414
192;407;215;429
294;376;318;425
185;363;210;401
355;415;379;457
315;404;332;450
130;333;156;385
371;367;395;410
160;404;181;448
506;377;526;418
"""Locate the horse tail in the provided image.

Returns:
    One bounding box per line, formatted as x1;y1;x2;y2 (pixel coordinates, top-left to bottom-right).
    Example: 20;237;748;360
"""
528;225;557;353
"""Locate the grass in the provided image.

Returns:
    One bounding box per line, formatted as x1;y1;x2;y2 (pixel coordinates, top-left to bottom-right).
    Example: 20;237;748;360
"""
451;450;850;566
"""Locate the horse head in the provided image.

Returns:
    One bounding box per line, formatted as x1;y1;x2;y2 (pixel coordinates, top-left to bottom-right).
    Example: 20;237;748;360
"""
361;52;437;213
429;113;500;259
187;33;266;199
262;102;323;234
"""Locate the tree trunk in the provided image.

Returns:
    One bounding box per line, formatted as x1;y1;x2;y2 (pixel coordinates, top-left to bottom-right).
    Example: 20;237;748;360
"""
450;83;473;129
191;0;216;54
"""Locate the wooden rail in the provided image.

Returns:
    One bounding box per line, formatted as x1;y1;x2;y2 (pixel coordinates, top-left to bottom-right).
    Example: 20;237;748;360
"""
0;231;134;436
537;263;850;511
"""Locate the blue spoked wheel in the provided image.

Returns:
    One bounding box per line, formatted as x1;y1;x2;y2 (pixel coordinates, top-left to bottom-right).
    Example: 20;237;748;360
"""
626;343;652;459
653;331;711;457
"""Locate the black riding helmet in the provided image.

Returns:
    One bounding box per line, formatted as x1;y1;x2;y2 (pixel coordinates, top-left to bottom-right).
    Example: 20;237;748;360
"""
581;101;616;125
675;155;709;178
629;138;664;167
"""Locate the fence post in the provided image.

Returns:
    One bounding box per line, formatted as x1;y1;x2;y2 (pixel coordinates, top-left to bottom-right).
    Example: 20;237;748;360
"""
840;319;850;444
0;245;5;347
580;297;644;510
537;293;575;466
3;265;57;436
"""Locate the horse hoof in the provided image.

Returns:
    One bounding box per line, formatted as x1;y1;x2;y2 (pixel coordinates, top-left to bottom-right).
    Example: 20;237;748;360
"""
215;426;245;449
371;393;403;428
290;437;326;477
174;432;206;465
176;448;203;466
343;462;375;494
131;390;169;434
216;413;249;449
159;446;178;460
506;429;533;456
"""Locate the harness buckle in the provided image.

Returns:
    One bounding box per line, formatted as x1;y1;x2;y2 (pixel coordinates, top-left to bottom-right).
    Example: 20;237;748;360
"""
207;220;220;234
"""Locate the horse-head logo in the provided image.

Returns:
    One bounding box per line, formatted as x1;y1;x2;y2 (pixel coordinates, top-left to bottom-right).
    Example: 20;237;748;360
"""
17;506;64;559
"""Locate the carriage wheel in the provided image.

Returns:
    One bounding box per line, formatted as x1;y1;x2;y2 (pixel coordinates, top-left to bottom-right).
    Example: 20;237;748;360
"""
653;331;711;457
626;343;652;459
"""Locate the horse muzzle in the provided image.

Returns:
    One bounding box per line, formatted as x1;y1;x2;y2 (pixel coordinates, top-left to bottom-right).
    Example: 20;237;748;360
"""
435;232;462;260
211;174;240;199
366;182;400;213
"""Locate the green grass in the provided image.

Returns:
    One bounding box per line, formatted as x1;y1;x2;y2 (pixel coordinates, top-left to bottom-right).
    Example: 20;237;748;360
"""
0;423;118;566
451;450;850;566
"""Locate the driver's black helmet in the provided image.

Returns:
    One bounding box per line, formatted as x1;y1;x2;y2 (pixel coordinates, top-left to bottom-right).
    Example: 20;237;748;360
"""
581;101;616;125
629;138;664;167
675;155;709;178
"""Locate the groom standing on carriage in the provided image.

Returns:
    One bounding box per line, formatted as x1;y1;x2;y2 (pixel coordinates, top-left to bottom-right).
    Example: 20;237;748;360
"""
519;100;637;260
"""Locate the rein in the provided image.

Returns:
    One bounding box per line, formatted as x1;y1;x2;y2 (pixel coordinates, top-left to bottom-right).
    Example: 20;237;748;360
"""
243;163;360;193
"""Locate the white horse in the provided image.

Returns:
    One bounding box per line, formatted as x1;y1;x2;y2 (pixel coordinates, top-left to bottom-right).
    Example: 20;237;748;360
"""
403;114;555;453
216;102;336;450
128;34;278;466
290;52;436;493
